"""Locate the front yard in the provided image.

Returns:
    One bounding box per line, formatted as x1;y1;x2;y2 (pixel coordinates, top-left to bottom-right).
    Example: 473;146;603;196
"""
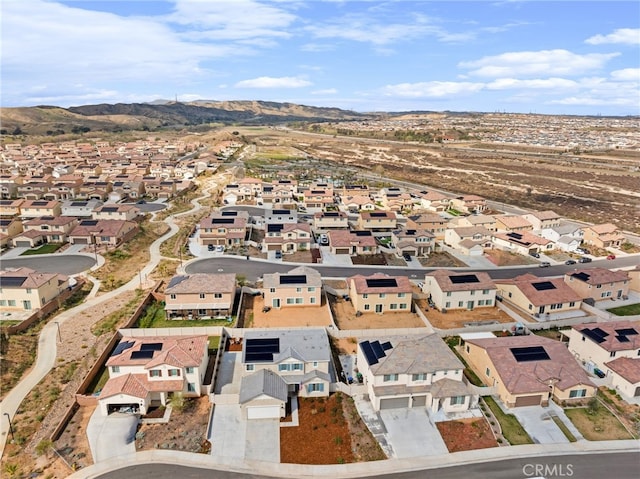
20;243;63;255
436;418;498;452
564;400;634;441
483;396;533;445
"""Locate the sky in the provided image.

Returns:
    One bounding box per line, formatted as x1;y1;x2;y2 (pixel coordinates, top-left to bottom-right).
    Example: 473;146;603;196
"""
1;0;639;115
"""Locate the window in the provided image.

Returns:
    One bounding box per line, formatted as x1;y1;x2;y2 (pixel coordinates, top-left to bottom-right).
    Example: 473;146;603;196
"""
313;361;318;368
483;289;490;295
279;363;303;372
0;300;5;306
596;284;602;289
270;288;275;293
306;383;324;393
390;303;398;310
364;304;370;310
446;292;452;297
398;293;406;298
508;292;512;298
170;294;176;300
187;383;196;392
379;293;386;298
23;300;31;310
412;373;427;381
26;288;32;294
569;389;587;398
486;299;493;306
295;298;303;304
186;367;194;374
470;290;475;296
383;374;399;382
214;293;222;299
111;366;120;373
466;345;470;353
445;302;451;308
399;303;407;309
310;297;316;304
150;370;162;377
308;287;315;292
7;300;14;307
485;368;491;377
450;396;466;405
245;364;254;371
168;369;181;377
296;287;302;293
458;301;464;307
610;351;616;358
363;293;368;299
286;298;295;304
478;300;484;306
199;293;206;299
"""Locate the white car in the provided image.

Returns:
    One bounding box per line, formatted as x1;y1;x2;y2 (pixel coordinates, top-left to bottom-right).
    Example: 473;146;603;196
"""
215;245;224;253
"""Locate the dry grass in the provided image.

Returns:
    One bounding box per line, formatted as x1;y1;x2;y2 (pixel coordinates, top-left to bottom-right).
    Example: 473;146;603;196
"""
329;295;427;330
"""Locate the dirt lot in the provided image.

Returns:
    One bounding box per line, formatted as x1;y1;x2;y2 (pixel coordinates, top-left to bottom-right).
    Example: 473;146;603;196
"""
485;249;537;266
282;249;314;263
280;393;386;464
135;396;211;453
436;417;498;452
419;252;468;267
416;300;515;329
241;295;333;328
329;296;427;330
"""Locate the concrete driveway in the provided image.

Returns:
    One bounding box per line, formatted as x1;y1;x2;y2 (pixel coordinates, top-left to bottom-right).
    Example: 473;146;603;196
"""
510;404;581;444
86;408;138;462
245;418;280;462
379;408;448;458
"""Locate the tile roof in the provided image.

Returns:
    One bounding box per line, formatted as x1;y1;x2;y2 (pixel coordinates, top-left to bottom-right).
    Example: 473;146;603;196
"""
572;320;640;352
604;357;640;384
496;215;534;229
0;267;67;289
565;267;630;286
99;373;184;400
348;272;412;294
106;335;208;368
165;273;236;294
426;270;496;292
495;273;582;306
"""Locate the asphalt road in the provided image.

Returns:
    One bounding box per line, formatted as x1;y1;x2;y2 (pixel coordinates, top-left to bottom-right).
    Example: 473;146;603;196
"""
0;255;95;275
94;452;639;479
184;255;640;283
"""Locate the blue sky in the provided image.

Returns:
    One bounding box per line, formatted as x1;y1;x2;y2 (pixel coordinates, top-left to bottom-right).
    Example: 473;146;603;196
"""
2;0;639;115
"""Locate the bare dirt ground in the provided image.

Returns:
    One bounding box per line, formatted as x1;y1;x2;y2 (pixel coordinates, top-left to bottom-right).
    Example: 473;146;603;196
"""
329;296;427;330
485;249;538;266
242;294;333;328
419;252;468;267
282;250;314;263
332;337;358;355
436;417;498;452
416;300;515;329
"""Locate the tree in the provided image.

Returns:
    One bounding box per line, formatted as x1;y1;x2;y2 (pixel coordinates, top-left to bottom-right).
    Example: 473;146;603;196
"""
11;127;22;135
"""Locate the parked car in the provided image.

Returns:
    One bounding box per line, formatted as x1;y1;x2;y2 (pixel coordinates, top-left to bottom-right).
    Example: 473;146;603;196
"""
565;259;577;265
216;245;225;253
275;250;282;259
403;254;412;262
593;367;606;378
529;252;540;258
578;256;592;263
606;254;616;260
207;244;214;251
539;261;551;268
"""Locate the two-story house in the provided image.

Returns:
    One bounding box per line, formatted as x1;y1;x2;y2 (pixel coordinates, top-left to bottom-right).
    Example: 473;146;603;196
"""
262;266;322;309
93;204;140;222
327;230;377;256
19;199;62;219
494;215;533;233
358;210;397;231
313;211;349;230
407;212;448;240
61;199;104;218
564;268;630;302
357;334;477;412
0;267;70;312
265;208;298;225
444;226;492;256
0;217;23;247
198;210;249;248
424;270;496;311
522;211;561;232
263;223;311;254
99;335;209;415
391;228;435;257
20;216;79;245
164;273;236;319
582;223;625;249
340;195;376;212
68;219;138;247
492;231;553;256
416;190;450;212
348;273;412;314
449;195;487;214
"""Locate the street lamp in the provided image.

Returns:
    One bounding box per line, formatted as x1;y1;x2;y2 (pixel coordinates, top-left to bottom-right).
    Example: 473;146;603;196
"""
3;413;14;441
90;233;98;265
54;321;62;342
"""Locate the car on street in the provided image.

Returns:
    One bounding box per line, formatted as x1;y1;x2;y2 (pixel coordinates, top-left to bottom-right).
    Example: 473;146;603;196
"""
539;261;551;268
606;254;616;260
565;259;577;265
578;257;592;263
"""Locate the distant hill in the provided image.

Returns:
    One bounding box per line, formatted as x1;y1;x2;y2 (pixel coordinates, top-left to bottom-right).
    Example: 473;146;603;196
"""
0;100;369;136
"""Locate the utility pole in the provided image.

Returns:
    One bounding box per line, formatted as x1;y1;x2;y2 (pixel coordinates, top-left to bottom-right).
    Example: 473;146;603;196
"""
3;413;14;441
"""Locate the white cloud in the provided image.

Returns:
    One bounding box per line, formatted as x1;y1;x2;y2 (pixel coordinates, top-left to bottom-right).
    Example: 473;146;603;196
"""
486;78;578;90
585;28;640;45
311;89;338;95
610;68;640;82
381;81;484;98
234;76;312;88
300;43;336;52
460;50;620;78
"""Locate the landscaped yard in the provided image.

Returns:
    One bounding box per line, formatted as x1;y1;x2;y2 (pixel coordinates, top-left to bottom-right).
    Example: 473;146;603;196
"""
135;300;234;328
483;396;533;445
564;401;634;441
436;418;498;452
20;243;63;255
607;303;640;316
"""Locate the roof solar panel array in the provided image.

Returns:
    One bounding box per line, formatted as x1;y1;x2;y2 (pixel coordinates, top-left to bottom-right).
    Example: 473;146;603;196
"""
510;346;550;362
532;281;556;291
359;340;393;366
365;278;398;288
245;338;280;362
449;274;479;284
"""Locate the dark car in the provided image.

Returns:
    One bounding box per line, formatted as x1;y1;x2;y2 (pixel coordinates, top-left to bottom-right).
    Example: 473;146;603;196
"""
529;252;540;258
403;254;412;262
578;257;592;263
275;250;282;259
565;259;577;265
207;244;214;251
539;261;551;268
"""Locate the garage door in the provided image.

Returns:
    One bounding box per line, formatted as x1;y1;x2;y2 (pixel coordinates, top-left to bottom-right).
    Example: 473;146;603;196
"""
514;395;542;407
411;396;427;407
247;405;281;419
380;397;409;410
267;244;281;251
335;248;350;255
14;241;32;248
74;238;89;244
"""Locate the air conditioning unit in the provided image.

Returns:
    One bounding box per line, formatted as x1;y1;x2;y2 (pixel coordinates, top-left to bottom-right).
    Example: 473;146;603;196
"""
441;308;447;314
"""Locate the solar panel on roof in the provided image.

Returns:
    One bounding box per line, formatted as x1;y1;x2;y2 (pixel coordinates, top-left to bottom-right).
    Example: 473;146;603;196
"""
80;220;99;226
616;335;630;343
0;276;27;287
212;218;234;224
366;278;398;288
571;272;591;282
449;274;480;284
70;201;87;206
532;281;556;291
279;275;307;285
267;224;283;232
507;232;523;239
615;328;638;336
581;328;608;344
311;190;324;194
371;341;386;360
353;231;371;236
510;346;550;362
131;350;155;360
112;340;135;356
591;327;609;338
272;209;288;214
245;352;275;362
140;342;163;351
31;201;49;206
369;212;387;217
381;341;393;351
221;211;238;216
324;212;339;217
101;206;118;212
360;341;378;365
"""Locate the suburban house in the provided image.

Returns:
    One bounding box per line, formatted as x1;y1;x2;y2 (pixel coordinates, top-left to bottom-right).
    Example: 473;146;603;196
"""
240;329;331;419
494;274;582;319
629;265;640;292
565;320;640;371
450;214;497;232
391;228;435;257
327;230;377;256
495;215;533;233
265;208;298;225
357;334;477;412
198;210;249;248
262;266;323;310
462;335;596;407
61;199;104;217
540;223;584;246
0;199;25;217
164;273;236;319
302;187;334;212
19;199;62;219
20;216;79;245
416;190;450;212
99;335;209;415
313;211;349;230
263;223;311;253
449;195;487;214
423;270;496;311
0;217;23;244
0;267;70;312
522;211;561;231
347;273;412;314
407;212;448;240
358;210;397;231
341;184;370;197
603;357;640;399
563;268;630;302
68;219;138;247
378;188;414;212
444;226;492;256
491;231;553;256
93;203;140;222
340;195;376;212
582;223;626;249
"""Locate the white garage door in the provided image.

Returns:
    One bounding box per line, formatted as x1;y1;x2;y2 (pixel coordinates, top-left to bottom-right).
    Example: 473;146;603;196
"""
247;405;281;420
380;397;409;410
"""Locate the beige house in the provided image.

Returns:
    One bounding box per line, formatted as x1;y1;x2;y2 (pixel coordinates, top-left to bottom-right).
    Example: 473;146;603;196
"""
629;265;640;292
19;199;62;218
348;273;412;314
68;219;138;247
444;226;492;255
302;187;334;211
327;229;377;256
198;210;248;247
0;199;25;217
313;211;349;230
495;215;533;233
604;357;640;399
341;194;376;212
424;270;496;311
263;223;311;253
449;195;487;214
564;268;630;302
495;273;582;319
582;223;625;249
358;210;397;231
262;266;322;309
416;190;450;212
21;216;79;245
164;273;236;319
522;211;561;231
240;329;331;419
462;335;596;408
0;267;70;312
357;334;477;412
0;217;23;241
407;212;448;240
93;204;140;221
565;320;640;371
450;214;497;232
491;231;553;256
392;228;435;257
99;335;209;415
